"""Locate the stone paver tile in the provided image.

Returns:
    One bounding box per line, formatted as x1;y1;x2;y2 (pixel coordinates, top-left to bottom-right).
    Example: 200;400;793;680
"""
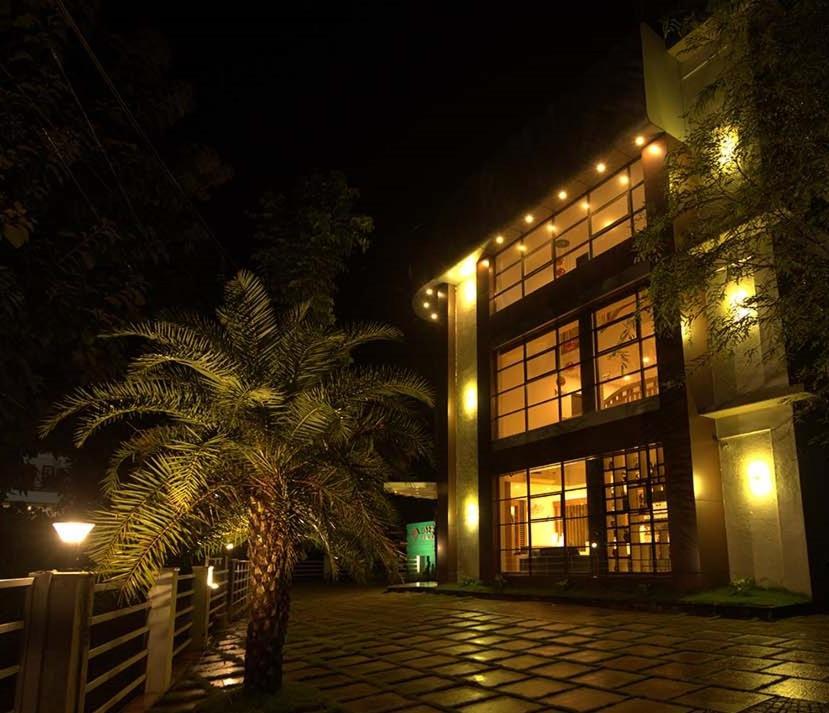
721;645;785;659
464;669;529;688
457;696;542;713
561;649;619;664
604;655;662;672
496;639;538;651
527;644;576;657
285;666;330;681
682;639;730;653
621;644;674;658
498;676;574;698
439;661;489;677
324;681;383;701
469;636;507;646
597;699;692;712
542;623;578;632
701;670;783;691
646;635;686;647
341;692;413;712
674;686;771;712
572;669;645;689
341;659;396;675
418;654;460;669
466;649;515;663
759;678;829;703
584;639;630;651
499;654;551;671
531;660;594;679
394;707;444;713
448;631;482;642
772;650;829;665
419;685;495;707
620;677;702;700
434;643;483;656
396;676;456;695
386;650;426;663
763;662;829;680
604;630;650;641
372;667;424;684
734;634;788;647
543;686;626;711
523;629;559;641
641;662;718;681
310;673;354;688
557;635;595;646
717;656;780;672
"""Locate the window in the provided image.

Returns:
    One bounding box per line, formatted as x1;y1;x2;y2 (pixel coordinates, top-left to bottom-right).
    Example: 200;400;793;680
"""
592;289;658;410
604;444;670;573
493;321;582;439
496;460;591;576
491;159;647;312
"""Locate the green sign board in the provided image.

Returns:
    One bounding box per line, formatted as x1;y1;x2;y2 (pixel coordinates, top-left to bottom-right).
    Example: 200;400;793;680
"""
406;520;436;559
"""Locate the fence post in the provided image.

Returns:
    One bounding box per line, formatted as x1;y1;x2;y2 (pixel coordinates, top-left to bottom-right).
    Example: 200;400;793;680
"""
17;570;93;713
225;558;236;623
190;565;211;650
144;568;179;702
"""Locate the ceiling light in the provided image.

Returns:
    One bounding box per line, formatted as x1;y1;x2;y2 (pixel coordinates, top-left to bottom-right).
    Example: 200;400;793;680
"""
430;313;438;320
495;235;504;245
596;162;606;173
557;190;567;200
437;291;445;299
480;258;490;268
423;301;430;308
426;288;434;296
635;135;645;147
619;174;630;186
648;143;663;156
546;222;556;233
524;214;534;224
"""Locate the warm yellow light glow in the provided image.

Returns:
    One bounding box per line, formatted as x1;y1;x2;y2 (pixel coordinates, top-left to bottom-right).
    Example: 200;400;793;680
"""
647;143;663;157
430;312;438;320
495;235;504;245
557;190;568;200
643;356;651;364
717;127;739;169
725;279;755;320
524;213;534;224
423;301;430;308
546;222;556;234
619;174;630;186
426;288;433;296
596;162;606;173
517;243;527;253
581;200;590;211
462;381;477;417
225;543;234;551
52;521;94;545
746;458;773;499
437;290;445;298
480;258;490;268
460;278;476;308
635;135;645;147
463;496;479;531
207;565;220;590
448;254;478;282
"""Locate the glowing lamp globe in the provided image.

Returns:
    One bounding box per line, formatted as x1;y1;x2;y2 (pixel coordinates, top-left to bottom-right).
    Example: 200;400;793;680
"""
52;521;94;545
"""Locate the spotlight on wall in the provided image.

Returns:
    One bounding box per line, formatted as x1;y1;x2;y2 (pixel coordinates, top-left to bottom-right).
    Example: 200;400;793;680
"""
746;458;774;499
648;143;663;157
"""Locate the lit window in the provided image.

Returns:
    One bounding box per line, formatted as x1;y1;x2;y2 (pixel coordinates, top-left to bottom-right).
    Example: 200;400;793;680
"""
496;459;590;576
592;289;658;410
604;445;670;573
493;321;582;439
491;158;647;312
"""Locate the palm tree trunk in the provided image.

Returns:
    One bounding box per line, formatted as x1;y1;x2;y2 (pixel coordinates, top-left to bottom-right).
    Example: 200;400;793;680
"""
244;498;292;692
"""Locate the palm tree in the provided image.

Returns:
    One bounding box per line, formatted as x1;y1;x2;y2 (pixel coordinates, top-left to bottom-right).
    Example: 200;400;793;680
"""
41;270;433;692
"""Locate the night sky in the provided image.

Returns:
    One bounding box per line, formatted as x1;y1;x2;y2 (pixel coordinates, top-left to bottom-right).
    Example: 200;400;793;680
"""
108;2;660;383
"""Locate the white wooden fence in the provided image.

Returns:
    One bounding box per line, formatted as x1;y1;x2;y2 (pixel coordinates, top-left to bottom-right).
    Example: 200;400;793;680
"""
0;559;251;713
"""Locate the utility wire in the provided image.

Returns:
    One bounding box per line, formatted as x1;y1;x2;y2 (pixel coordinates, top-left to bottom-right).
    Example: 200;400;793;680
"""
52;0;233;266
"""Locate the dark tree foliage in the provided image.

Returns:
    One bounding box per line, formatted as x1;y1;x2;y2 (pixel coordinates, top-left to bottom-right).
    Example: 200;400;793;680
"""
636;0;829;430
0;0;232;491
251;171;373;324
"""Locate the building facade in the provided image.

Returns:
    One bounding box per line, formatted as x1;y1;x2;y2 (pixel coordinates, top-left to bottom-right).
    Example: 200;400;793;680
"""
413;24;824;599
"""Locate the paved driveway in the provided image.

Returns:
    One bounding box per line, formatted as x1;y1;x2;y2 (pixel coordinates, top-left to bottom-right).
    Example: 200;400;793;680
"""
155;585;829;712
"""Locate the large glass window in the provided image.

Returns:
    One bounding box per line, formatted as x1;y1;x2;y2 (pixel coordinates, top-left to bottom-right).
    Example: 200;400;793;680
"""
497;460;591;576
592;289;658;410
604;444;670;573
493;321;582;439
492;159;646;312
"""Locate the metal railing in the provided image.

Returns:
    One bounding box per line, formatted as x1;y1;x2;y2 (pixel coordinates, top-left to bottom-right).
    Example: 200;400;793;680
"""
229;560;250;618
173;573;195;660
0;577;33;713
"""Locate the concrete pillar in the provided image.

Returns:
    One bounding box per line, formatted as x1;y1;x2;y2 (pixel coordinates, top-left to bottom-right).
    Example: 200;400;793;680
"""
144;568;179;702
17;571;93;713
190;566;211;650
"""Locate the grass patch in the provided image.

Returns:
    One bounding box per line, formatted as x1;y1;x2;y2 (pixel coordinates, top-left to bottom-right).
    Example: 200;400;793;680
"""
431;581;810;609
680;586;810;607
198;683;342;713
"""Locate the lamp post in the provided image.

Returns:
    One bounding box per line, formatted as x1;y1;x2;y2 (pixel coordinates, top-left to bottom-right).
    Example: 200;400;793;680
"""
52;520;94;570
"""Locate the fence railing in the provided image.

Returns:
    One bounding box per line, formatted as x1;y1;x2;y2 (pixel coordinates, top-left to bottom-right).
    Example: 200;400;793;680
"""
1;558;251;713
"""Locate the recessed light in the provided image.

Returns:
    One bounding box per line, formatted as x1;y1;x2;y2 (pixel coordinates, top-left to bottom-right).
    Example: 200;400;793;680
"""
557;190;567;200
524;214;534;224
430;313;438;320
635;135;645;146
495;235;504;245
596;162;606;173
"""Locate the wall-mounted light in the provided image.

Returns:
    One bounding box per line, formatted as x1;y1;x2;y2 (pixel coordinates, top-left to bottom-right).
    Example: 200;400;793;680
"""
462;381;477;417
463;496;479;531
437;290;445;299
746;458;773;499
647;143;663;157
596;162;607;173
